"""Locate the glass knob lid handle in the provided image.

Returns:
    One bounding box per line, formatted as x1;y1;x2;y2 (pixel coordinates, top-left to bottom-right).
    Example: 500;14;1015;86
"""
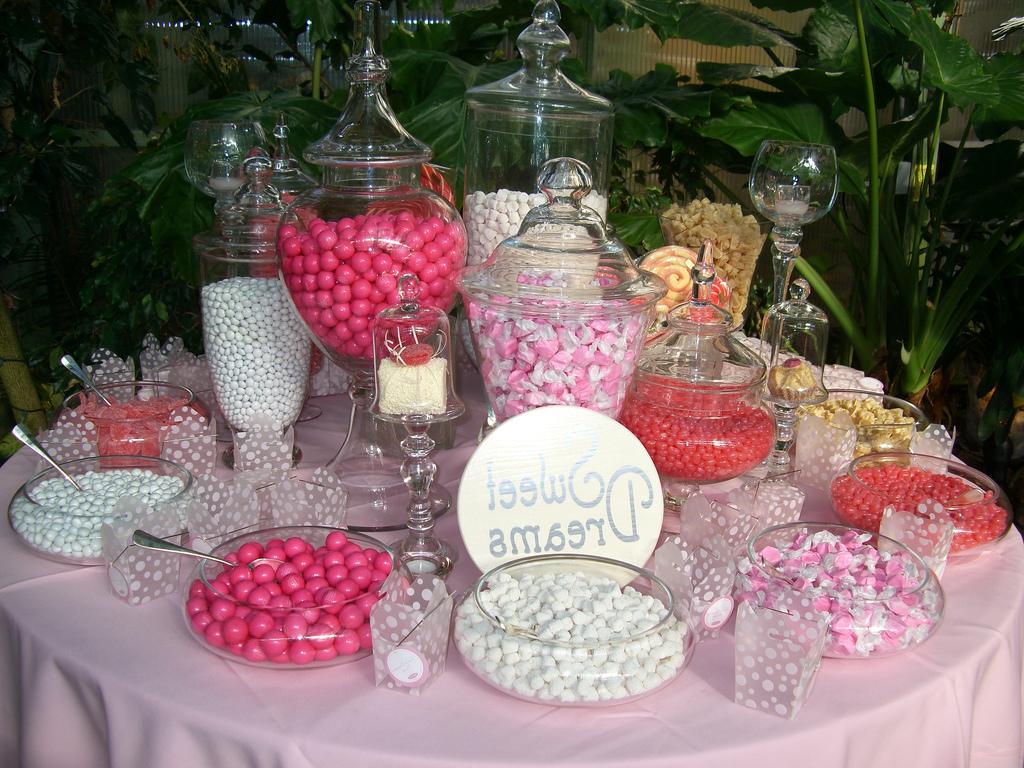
538;157;592;206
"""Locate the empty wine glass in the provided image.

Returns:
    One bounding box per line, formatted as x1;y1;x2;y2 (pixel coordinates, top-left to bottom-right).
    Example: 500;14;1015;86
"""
749;141;838;305
184;120;267;215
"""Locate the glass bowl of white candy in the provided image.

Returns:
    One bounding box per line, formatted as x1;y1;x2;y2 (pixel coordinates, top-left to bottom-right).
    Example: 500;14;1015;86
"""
8;455;193;566
453;554;695;706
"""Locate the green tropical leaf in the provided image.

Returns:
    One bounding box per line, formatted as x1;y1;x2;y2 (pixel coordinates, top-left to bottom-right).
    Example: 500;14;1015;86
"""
750;0;821;11
974;53;1024;139
287;0;351;45
840;98;944;182
945;141;1024;223
608;212;665;251
904;7;999;107
697;100;837;155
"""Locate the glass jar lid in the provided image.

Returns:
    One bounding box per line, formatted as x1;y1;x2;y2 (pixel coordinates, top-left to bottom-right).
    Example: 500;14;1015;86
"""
304;0;430;169
270;113;316;196
465;0;611;116
456;157;664;315
637;243;766;391
195;149;283;259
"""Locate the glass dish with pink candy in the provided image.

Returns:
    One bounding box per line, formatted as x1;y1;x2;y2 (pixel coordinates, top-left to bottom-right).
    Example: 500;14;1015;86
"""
739;522;944;658
183;525;398;668
830;452;1012;555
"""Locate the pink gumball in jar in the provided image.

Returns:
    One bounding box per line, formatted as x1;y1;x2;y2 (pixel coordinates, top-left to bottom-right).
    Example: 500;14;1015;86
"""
277;0;466;371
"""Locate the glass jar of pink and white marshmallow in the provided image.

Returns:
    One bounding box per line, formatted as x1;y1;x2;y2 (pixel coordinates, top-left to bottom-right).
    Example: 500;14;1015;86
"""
456;157;665;422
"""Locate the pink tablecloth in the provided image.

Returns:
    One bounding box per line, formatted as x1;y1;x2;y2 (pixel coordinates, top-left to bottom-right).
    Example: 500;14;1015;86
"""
1;393;1022;768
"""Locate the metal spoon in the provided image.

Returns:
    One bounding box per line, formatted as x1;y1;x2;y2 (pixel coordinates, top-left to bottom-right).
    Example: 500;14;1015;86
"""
60;354;114;406
132;530;235;568
12;424;85;492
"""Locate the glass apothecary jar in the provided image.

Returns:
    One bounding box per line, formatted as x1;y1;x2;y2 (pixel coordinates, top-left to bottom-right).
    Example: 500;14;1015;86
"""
277;0;467;531
462;0;613;266
195;152;311;439
619;246;773;506
457;157;665;422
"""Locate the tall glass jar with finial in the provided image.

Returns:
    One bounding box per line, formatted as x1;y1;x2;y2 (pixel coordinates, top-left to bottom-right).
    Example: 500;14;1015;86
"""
269;113;316;204
761;278;830;470
462;0;614;267
196;150;311;465
278;0;468;532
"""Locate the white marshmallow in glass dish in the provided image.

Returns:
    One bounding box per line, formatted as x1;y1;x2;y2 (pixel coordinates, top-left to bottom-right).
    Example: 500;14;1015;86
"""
453;554;695;705
371;275;465;579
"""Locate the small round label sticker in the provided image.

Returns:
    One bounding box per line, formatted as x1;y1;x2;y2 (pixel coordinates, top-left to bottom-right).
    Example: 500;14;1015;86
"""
702;596;734;630
386;648;429;687
108;565;130;598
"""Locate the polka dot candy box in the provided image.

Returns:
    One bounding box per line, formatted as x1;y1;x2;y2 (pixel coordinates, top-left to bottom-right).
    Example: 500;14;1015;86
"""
183;526;399;668
457;158;665;422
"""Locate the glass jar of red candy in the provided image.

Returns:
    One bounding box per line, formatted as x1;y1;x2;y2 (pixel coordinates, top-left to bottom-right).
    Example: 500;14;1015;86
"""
619;244;773;488
830;452;1012;554
278;1;466;370
63;381;196;457
183;525;397;668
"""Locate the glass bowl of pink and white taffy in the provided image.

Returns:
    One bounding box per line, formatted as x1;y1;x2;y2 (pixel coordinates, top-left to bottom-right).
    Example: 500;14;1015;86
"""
183;525;397;668
738;522;944;658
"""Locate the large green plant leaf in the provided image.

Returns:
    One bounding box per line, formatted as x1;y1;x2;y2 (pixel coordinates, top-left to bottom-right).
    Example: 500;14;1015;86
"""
593;66;712;147
696;100;837;155
750;0;821;11
804;0;908;71
609;212;665;251
974;54;1024;139
697;62;864;112
287;0;350;45
903;7;999;107
944;141;1024;223
560;0;794;47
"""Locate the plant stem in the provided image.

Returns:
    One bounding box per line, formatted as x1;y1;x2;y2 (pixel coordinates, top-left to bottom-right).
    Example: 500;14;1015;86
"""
853;0;881;343
762;46;784;66
312;45;323;101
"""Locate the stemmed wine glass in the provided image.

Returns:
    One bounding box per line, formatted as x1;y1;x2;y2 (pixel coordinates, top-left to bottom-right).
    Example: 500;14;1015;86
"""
749;141;839;306
184;120;267;216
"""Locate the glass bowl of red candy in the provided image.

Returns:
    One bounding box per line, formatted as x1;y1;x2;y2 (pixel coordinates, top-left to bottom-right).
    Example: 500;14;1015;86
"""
183;525;397;668
741;522;944;658
64;381;197;457
830;452;1012;555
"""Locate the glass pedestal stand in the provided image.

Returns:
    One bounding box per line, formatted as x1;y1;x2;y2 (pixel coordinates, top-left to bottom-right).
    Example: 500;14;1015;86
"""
769;225;802;306
395;422;456;577
766;400;799;471
328;369;450;532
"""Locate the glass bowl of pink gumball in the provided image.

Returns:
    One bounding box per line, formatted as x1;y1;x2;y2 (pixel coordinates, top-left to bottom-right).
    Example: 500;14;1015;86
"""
63;381;197;457
183;525;397;668
830;452;1013;555
739;522;944;658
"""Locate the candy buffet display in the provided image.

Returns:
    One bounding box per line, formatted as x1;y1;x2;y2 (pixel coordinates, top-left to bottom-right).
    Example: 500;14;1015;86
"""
278;0;466;530
197;152;311;441
761;278;829;469
739;523;944;658
372;276;465;576
749;141;839;305
453;555;693;705
802;389;926;457
458;157;664;422
8;456;192;564
184;525;395;667
463;0;613;266
63;381;195;457
830;452;1012;554
619;245;773;506
658;199;765;319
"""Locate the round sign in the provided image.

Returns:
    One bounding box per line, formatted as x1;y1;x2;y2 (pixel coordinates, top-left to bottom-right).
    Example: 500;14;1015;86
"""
702;595;735;630
458;405;663;575
386;647;429;687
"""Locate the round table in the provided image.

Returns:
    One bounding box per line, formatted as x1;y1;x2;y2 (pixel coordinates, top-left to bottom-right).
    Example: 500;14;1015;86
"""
0;393;1022;768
